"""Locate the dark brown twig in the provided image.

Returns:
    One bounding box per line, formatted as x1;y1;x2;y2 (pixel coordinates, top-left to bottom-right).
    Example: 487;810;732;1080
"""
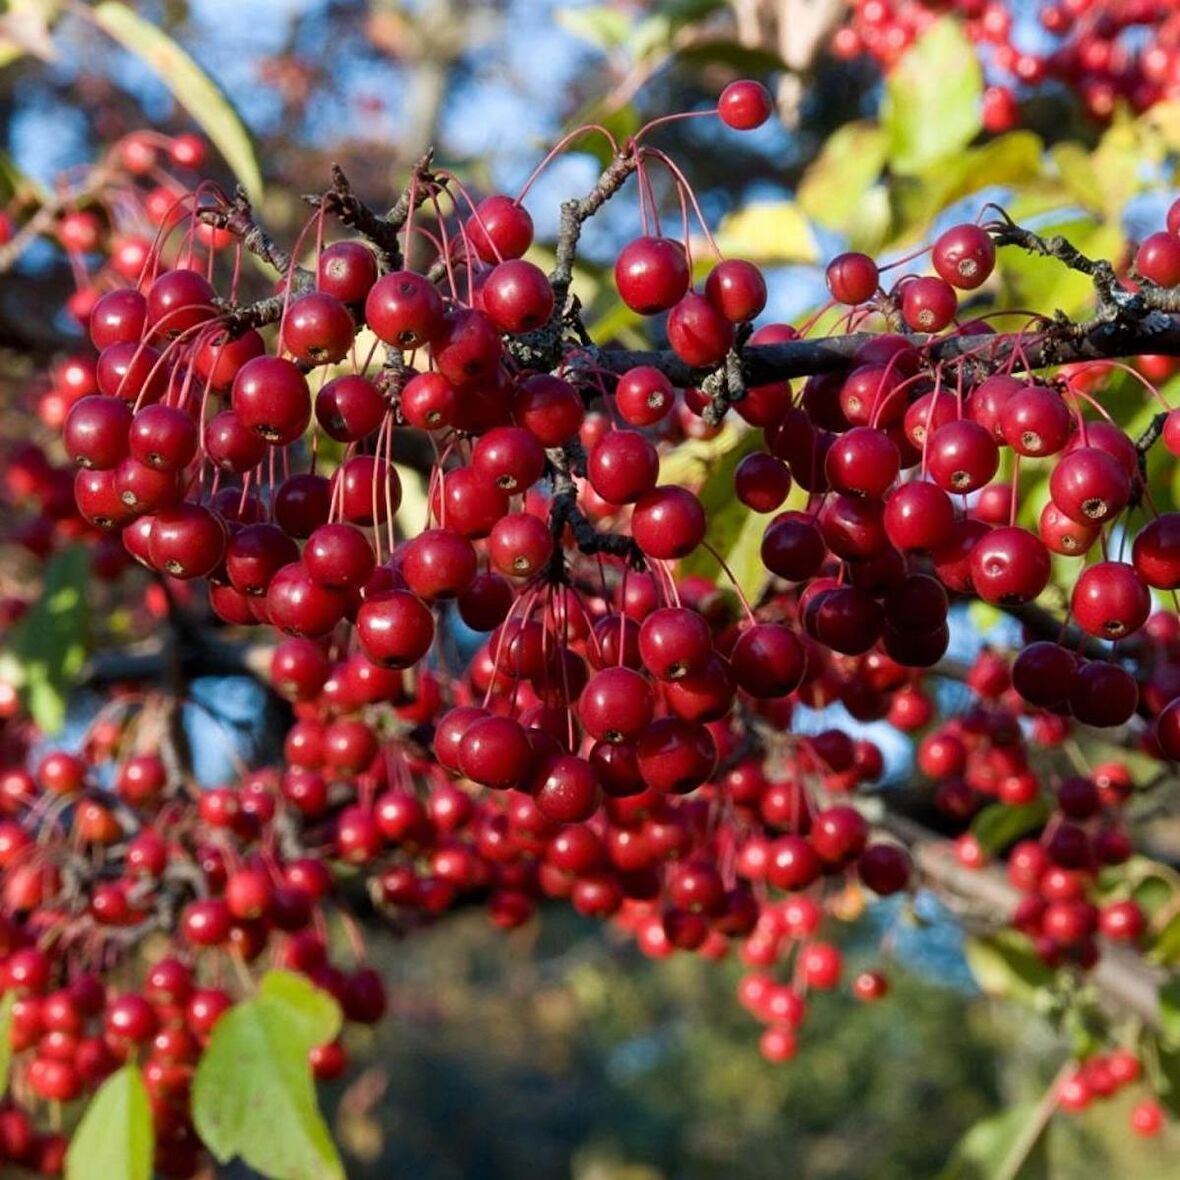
304;153;444;272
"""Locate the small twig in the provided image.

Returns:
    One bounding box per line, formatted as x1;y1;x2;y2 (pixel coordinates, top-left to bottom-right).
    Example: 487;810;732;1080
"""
305;153;443;272
198;185;298;276
994;1060;1073;1180
550;146;639;311
545;445;644;578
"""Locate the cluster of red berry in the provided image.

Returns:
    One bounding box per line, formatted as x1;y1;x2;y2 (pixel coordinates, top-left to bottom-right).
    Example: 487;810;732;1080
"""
831;0;1180;127
0;70;1178;1171
1058;1047;1163;1138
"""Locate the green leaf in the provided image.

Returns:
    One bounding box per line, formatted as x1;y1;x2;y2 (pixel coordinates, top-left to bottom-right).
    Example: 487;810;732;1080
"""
1160;976;1180;1047
713;200;817;264
587;294;645;347
678;432;767;603
964;931;1055;1007
797;121;887;233
66;1065;153;1180
0;545;89;734
1142;1029;1180;1117
888;132;1043;246
89;3;262;203
1135;873;1175;918
192;970;343;1180
555;6;632;52
939;1102;1049;1180
1090;114;1156;217
632;0;724;63
0;992;15;1100
970;801;1049;856
882;18;983;175
1050;143;1107;214
677;41;784;74
1150;911;1180;967
0;149;26;204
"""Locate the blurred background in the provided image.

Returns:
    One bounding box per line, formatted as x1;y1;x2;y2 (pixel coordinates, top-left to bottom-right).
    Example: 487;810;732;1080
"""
2;1;1180;1176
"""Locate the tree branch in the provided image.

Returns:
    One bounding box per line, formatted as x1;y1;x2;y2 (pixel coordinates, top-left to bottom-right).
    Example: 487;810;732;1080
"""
585;312;1180;387
197;185;298;277
304;153;444;273
550;147;639;311
880;813;1164;1029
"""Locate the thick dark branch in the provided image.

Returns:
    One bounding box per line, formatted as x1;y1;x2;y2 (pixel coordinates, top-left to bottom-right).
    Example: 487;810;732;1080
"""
588;313;1180;387
699;331;751;426
85;634;271;686
549;493;645;572
215;293;290;334
385;151;443;235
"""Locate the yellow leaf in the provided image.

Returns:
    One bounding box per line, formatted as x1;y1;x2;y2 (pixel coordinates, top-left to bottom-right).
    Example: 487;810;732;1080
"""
713;201;816;264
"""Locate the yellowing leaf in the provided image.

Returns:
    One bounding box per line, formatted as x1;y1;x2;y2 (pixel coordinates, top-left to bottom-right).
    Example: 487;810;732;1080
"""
1141;100;1180;151
713;201;816;264
797;120;887;232
90;3;262;203
999;215;1121;320
0;992;15;1100
394;463;429;541
554;6;631;52
1051;143;1107;215
657;421;745;487
1090;115;1155;217
889;133;1043;247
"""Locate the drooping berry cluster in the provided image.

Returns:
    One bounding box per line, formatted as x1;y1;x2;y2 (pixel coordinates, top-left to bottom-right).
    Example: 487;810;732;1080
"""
2;70;1180;1173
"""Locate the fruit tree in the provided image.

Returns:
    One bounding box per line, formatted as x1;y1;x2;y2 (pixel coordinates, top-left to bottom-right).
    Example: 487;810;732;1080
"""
4;1;1180;1177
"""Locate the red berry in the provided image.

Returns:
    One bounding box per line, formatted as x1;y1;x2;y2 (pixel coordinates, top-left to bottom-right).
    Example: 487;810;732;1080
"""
1137;231;1180;286
704;259;767;322
667;293;735;367
465;195;534;263
718;80;774;130
614;237;690;315
365;271;444;348
932;224;996;290
826;253;879;305
1071;561;1150;640
482;259;554;333
588;430;660;504
901;276;957;332
631;486;707;559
